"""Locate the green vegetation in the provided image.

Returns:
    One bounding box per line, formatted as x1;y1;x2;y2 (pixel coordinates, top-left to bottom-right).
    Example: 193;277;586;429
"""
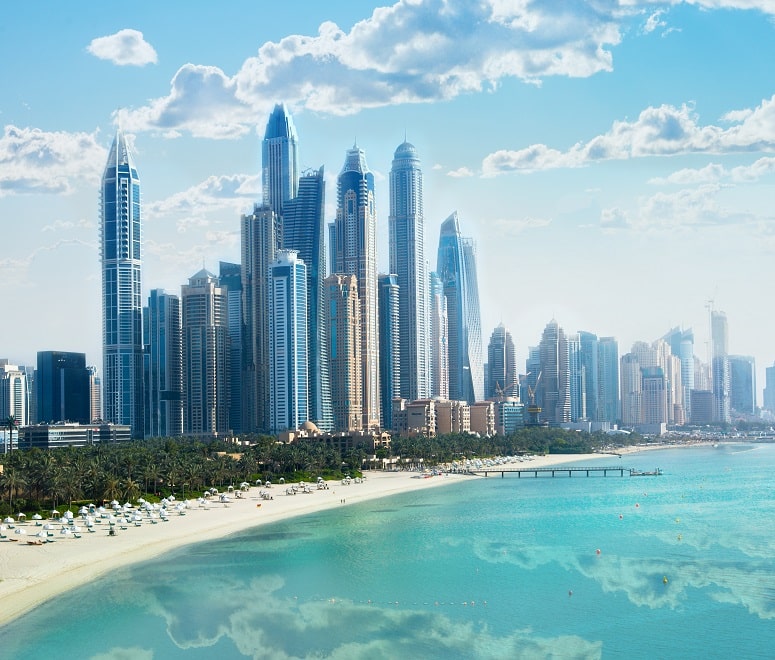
0;428;641;518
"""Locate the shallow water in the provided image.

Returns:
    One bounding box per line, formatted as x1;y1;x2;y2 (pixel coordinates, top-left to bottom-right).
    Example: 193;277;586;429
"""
2;444;773;659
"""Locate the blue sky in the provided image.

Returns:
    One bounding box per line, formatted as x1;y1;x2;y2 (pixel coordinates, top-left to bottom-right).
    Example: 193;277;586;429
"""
2;1;775;402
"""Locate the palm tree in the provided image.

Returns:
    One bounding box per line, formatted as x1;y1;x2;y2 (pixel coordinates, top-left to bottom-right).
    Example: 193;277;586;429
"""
0;466;26;512
4;415;17;453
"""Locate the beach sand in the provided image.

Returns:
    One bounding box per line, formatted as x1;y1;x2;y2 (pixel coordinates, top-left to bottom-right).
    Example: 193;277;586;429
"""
0;453;601;627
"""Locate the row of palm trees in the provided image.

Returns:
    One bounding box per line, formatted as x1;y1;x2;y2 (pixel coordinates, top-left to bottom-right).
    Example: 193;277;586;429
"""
0;435;359;517
0;427;627;517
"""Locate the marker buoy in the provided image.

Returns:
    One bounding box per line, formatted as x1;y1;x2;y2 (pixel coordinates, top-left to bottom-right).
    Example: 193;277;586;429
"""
662;576;669;585
619;514;623;520
596;548;601;555
635;503;640;508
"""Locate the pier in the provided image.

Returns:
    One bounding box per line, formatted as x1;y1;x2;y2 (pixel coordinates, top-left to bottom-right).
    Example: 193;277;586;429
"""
467;466;661;478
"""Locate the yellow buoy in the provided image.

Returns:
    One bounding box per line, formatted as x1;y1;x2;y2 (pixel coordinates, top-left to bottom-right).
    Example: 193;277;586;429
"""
662;576;669;585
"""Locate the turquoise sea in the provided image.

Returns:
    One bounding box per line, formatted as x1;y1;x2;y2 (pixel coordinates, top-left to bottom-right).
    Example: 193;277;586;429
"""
1;444;773;659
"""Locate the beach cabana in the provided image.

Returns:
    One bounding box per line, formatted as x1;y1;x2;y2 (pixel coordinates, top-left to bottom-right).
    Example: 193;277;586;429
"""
17;512;27;523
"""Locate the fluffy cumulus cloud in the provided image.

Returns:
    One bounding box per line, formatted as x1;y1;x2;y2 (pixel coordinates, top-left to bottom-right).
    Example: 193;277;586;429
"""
120;0;628;138
146;173;260;223
0;125;106;196
482;95;775;175
87;29;158;66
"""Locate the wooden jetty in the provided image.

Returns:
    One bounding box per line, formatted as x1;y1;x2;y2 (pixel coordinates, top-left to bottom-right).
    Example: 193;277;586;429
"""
468;466;662;478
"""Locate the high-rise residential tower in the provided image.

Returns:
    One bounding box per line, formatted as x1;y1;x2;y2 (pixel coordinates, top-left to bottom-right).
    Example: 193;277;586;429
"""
143;289;183;438
332;145;380;429
325;274;362;432
537;320;570;425
182;269;230;435
389;140;429;401
283;167;331;430
728;355;756;415
486;324;517;399
219;262;243;433
0;361;29;428
101;130;144;437
620;352;642;426
436;212;484;403
262;102;299;221
711;310;731;423
578;331;599;422
429;271;449;399
269;250;308;433
241;204;278;433
598;337;620;423
378;274;400;430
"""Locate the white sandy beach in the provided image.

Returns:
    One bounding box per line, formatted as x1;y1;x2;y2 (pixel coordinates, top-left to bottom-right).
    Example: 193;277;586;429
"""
0;453;603;627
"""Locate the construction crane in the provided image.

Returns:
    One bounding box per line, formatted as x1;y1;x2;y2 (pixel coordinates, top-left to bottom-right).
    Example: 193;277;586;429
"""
526;371;542;426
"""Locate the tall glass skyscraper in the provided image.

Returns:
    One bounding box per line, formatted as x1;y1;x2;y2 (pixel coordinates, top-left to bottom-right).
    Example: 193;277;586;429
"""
181;269;230;435
598;337;620;423
241;204;278;433
486;323;517;399
269;250;308;433
101;130;144;437
283;167;331;430
332;145;380;429
436;212;483;403
711;310;731;423
219;262;243;433
429;271;448;399
378;273;400;430
143;289;183;438
389;140;429;401
578;331;599;422
262;103;299;221
36;351;90;424
537;320;570;425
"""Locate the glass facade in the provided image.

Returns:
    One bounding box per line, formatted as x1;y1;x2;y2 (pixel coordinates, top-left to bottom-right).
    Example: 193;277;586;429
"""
101;131;144;438
436;212;484;403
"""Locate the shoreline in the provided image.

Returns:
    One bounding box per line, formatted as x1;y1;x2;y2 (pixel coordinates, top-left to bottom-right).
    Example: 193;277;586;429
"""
0;449;668;627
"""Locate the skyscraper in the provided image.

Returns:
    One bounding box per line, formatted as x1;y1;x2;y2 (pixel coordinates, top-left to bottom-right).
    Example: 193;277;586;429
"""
36;351;90;424
429;271;449;400
283;167;331;430
332;145;380;429
143;289;183;438
486;323;517;399
219;262;243;433
763;363;775;414
567;333;585;422
269;250;308;433
578;331;599;422
537;320;570;425
378;274;400;430
389;140;429;401
0;361;29;428
182;269;230;435
241;204;278;433
325;274;362;432
711;310;731;423
436;212;484;403
598;337;620;423
728;355;756;415
620;352;642;426
262;102;299;220
101;130;144;437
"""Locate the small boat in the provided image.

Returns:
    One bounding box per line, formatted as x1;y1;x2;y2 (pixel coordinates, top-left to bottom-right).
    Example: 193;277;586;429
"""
630;468;663;477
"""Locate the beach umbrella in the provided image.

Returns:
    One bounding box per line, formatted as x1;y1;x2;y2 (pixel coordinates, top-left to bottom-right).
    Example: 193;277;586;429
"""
64;510;73;519
4;516;15;524
14;528;26;536
60;528;72;537
32;513;42;520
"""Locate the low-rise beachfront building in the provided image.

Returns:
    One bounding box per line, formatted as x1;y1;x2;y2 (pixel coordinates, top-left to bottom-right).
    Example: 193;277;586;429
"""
435;399;470;435
493;398;525;436
278;421;391;456
19;422;131;450
469;401;495;437
392;398;437;437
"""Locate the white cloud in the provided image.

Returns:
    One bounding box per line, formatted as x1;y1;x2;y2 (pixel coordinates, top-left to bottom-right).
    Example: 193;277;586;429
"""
489;216;552;236
649;156;775;185
146;174;260;221
87;29;158;66
119;0;628;138
41;218;94;232
482;95;775;175
0;125;106;196
446;166;475;178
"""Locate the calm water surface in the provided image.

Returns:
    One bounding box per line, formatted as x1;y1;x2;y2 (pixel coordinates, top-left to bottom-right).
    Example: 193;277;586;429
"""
2;444;773;659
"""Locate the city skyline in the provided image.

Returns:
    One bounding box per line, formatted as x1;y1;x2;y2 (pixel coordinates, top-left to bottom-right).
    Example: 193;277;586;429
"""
2;2;775;404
